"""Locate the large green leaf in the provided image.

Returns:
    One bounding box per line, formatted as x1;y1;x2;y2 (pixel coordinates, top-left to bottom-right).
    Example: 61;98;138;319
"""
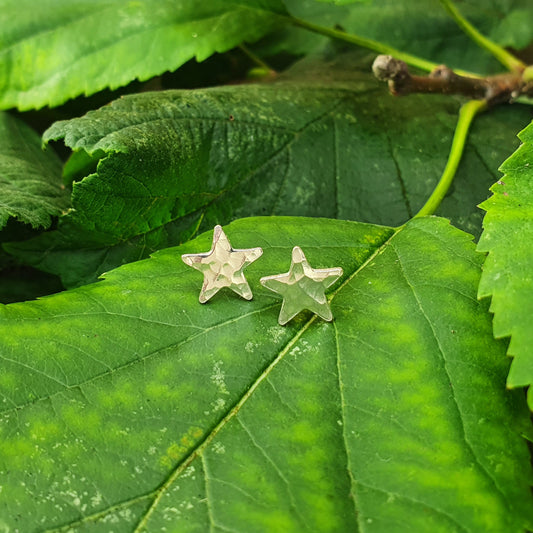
6;56;530;287
3;0;532;111
0;112;69;230
478;120;533;408
260;0;533;73
0;0;287;110
314;0;366;4
0;216;532;531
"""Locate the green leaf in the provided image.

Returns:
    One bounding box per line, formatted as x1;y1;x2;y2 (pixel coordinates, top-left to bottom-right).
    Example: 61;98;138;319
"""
0;0;287;110
314;0;366;4
478;120;533;408
4;0;531;111
0;219;64;303
259;0;533;73
0;112;69;230
6;55;530;287
488;6;533;50
0;216;531;531
0;264;63;304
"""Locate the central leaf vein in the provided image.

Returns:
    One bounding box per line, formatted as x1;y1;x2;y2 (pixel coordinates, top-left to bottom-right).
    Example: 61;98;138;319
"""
391;241;508;504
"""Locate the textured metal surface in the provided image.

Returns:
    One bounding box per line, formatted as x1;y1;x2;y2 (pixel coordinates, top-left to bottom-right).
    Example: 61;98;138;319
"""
260;246;343;325
182;225;263;303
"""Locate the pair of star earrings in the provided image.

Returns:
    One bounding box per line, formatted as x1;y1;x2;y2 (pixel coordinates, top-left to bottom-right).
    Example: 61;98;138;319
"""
182;225;343;326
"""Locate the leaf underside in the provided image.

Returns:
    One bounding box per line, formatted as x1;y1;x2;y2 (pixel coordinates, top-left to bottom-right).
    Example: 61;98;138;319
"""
0;112;69;230
0;0;287;110
2;0;533;112
5;55;530;288
1;216;531;532
478;119;533;407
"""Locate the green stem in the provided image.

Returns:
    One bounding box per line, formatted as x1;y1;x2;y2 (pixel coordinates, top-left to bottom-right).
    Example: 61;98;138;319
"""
290;16;476;77
439;0;525;72
523;66;533;82
414;99;487;219
292;17;435;72
239;44;275;73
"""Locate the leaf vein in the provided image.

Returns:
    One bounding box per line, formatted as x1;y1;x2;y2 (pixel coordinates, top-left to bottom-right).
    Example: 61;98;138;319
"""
354;480;469;533
0;304;278;416
391;242;509;506
132;316;319;531
333;320;362;531
237;417;307;526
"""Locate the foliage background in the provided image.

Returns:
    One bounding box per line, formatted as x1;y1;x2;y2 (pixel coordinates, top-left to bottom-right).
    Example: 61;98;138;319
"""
0;1;532;531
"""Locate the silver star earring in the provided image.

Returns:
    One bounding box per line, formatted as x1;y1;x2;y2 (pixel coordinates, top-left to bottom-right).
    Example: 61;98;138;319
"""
182;225;263;303
260;246;343;325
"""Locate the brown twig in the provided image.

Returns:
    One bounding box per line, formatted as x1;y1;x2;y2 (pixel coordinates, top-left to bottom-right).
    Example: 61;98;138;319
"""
372;55;533;105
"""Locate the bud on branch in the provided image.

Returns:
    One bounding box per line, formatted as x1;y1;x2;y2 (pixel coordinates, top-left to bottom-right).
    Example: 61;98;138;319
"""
372;55;533;105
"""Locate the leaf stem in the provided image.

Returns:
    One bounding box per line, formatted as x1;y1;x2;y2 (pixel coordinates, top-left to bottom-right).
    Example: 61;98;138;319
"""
290;16;475;77
414;99;487;219
239;44;276;74
439;0;525;73
524;66;533;83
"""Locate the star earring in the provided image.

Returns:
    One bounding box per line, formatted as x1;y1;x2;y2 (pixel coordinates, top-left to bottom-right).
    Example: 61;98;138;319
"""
182;225;263;303
260;246;343;325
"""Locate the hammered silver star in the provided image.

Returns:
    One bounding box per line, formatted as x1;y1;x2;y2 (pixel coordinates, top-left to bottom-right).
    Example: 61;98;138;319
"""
182;225;263;303
260;246;343;325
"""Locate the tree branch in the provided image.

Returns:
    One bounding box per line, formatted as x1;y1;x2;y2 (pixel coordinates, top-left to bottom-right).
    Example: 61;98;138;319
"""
372;55;533;105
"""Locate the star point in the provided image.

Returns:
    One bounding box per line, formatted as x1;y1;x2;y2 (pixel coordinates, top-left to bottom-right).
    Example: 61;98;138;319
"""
260;246;343;325
182;225;263;303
